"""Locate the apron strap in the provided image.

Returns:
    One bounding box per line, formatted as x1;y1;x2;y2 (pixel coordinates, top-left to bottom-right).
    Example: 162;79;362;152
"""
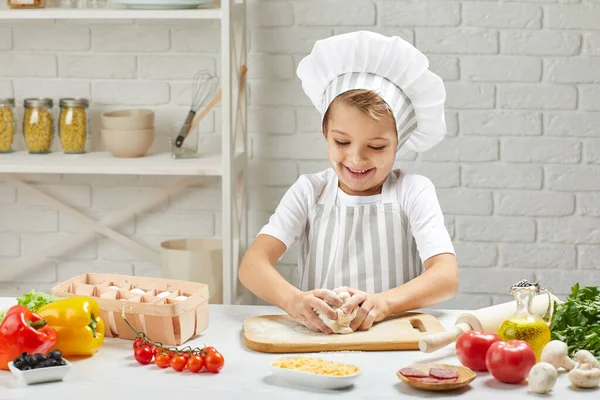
381;171;397;204
321;170;340;218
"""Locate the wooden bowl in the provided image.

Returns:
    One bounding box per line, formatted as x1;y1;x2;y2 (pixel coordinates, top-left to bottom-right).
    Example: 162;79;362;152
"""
396;363;476;392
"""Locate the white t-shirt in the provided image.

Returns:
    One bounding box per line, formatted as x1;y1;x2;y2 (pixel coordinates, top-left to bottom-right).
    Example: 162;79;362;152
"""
258;168;455;263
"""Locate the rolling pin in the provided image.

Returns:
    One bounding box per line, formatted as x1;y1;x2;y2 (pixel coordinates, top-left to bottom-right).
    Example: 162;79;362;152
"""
418;293;561;353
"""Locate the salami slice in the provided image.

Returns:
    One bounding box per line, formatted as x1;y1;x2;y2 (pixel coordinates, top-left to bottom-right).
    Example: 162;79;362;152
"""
398;368;429;378
429;368;459;380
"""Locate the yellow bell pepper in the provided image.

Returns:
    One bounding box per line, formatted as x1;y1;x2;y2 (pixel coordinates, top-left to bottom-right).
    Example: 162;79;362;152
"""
37;296;105;357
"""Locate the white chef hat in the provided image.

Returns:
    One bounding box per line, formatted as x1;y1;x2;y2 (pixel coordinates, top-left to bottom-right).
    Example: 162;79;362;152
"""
296;30;447;154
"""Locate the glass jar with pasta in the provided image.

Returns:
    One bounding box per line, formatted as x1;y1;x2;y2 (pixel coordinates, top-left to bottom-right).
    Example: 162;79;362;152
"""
59;98;89;154
0;99;16;154
7;0;48;9
23;98;54;154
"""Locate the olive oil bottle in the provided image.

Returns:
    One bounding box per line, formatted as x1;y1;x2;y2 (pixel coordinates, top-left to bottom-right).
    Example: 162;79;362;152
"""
497;280;552;362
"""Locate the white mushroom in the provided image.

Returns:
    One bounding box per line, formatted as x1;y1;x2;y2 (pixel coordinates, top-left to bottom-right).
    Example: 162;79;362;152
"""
528;362;558;394
540;340;576;371
568;350;600;389
574;350;600;369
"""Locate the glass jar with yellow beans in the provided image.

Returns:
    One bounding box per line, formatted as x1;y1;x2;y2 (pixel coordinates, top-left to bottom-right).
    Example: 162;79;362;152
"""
59;98;89;154
23;98;54;154
0;99;16;154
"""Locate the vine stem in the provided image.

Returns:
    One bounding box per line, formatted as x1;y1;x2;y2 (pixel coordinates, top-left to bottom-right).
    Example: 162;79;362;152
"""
120;307;207;355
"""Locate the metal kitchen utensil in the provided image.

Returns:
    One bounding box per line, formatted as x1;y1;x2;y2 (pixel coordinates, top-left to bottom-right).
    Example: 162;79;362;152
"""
174;70;219;148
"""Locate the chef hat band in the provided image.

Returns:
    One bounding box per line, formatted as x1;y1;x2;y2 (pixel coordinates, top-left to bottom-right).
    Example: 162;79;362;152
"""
321;72;417;151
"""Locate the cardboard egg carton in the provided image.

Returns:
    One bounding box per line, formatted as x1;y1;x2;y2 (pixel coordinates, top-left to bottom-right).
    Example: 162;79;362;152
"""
51;273;210;346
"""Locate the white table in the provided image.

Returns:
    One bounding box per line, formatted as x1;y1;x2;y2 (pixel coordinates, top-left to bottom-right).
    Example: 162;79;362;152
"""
0;297;596;399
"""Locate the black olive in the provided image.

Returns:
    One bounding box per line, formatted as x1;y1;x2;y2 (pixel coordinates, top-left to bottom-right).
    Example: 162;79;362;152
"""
20;352;28;359
25;354;38;367
32;363;44;369
48;350;62;361
22;366;31;371
34;353;46;363
41;359;56;368
13;358;24;370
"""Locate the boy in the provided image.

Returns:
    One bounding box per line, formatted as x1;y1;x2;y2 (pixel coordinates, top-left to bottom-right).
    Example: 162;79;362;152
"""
239;31;458;334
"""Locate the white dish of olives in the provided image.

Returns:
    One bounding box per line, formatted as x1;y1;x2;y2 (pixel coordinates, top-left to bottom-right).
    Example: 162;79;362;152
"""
8;350;72;385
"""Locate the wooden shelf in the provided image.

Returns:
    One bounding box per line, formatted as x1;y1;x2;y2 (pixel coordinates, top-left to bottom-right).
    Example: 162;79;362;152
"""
0;151;240;176
0;8;222;20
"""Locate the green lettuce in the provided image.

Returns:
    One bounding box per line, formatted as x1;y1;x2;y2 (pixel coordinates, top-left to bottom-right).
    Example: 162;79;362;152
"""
0;290;58;325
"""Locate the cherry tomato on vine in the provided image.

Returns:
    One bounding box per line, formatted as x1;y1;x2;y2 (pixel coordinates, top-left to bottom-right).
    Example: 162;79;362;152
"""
187;355;204;373
155;353;171;369
170;355;187;372
134;346;154;365
203;346;217;354
204;351;224;373
181;352;191;359
133;338;146;350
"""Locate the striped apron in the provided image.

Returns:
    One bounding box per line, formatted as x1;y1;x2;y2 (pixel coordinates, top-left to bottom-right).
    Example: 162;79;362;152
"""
298;171;423;293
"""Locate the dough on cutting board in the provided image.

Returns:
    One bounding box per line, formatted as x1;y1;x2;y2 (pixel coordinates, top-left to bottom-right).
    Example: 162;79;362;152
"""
317;291;358;334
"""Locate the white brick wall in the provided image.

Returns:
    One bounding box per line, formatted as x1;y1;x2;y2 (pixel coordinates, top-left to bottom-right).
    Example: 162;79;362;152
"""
0;0;598;309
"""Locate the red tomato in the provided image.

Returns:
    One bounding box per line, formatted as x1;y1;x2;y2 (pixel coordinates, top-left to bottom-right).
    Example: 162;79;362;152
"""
133;338;146;350
486;340;536;383
204;351;224;373
203;346;218;353
134;346;154;365
455;331;501;371
187;355;204;373
155;353;171;369
170;355;187;372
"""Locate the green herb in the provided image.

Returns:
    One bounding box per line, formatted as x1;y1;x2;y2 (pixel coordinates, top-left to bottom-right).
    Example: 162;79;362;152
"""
550;283;600;358
17;290;58;312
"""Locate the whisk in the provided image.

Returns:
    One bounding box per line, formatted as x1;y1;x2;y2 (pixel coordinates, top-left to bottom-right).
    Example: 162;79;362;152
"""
174;70;220;148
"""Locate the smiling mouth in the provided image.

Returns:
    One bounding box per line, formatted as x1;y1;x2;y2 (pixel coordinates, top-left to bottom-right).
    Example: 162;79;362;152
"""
344;165;373;176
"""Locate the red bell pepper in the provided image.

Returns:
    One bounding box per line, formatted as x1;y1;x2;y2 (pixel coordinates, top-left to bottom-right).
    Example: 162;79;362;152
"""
0;305;57;370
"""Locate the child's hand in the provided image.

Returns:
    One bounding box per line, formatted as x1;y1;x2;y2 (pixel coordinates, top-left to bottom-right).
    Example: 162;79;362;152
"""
285;289;343;334
334;287;390;331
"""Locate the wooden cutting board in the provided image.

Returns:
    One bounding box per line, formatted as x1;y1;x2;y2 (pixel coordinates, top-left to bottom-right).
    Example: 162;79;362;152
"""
242;312;445;353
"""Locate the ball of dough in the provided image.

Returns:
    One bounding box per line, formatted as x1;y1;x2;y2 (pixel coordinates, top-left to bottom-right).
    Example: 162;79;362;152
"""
317;291;358;334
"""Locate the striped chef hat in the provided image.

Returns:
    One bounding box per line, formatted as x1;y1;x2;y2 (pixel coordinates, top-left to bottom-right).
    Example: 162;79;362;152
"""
296;30;447;154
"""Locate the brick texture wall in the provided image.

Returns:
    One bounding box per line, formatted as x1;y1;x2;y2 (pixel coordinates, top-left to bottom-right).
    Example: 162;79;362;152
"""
0;0;599;309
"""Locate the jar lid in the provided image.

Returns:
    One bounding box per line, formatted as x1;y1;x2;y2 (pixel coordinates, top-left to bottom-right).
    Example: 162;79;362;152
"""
59;98;89;107
24;98;53;107
0;98;14;106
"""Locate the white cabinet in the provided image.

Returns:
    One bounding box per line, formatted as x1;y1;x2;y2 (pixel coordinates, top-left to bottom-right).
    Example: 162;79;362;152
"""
0;1;248;305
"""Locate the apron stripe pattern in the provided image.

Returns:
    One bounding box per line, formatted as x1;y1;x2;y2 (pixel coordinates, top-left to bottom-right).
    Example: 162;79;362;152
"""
298;171;422;292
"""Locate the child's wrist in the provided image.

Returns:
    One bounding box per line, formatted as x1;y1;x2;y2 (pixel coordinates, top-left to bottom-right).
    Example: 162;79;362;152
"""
280;287;302;312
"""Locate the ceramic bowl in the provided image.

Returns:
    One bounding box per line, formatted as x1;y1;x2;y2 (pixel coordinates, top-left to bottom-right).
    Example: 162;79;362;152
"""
8;359;72;385
101;109;155;130
102;128;155;158
271;364;361;390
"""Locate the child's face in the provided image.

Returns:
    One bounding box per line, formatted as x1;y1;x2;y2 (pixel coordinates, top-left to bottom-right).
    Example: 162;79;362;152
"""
324;101;398;196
